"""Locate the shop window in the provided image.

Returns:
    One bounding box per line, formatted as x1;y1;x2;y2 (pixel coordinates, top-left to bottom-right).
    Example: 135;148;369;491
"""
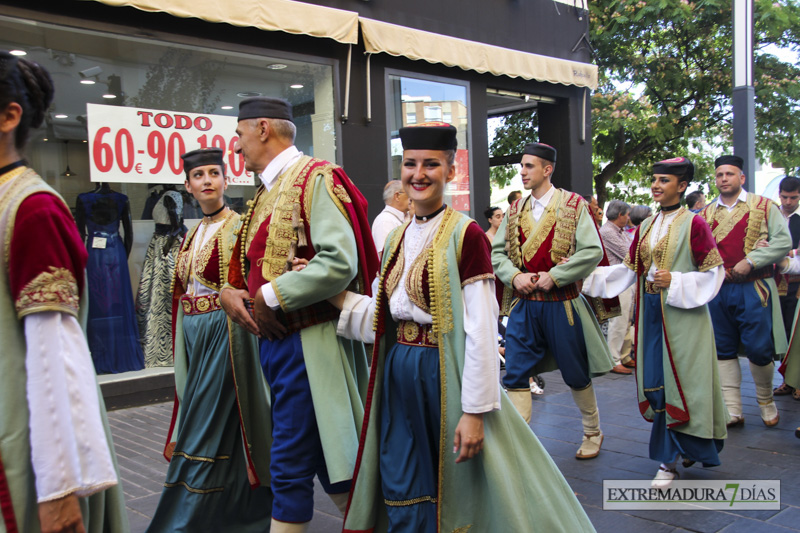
0;14;337;372
387;72;471;214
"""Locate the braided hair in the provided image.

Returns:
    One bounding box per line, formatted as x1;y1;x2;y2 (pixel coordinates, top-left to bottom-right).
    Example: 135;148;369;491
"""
0;51;54;150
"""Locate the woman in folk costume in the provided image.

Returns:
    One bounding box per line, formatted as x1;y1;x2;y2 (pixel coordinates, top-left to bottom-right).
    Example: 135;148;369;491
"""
0;51;128;532
146;148;271;532
332;122;594;532
583;157;729;487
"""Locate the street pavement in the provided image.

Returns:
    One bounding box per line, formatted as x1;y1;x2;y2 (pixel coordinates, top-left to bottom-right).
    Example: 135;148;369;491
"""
109;358;800;532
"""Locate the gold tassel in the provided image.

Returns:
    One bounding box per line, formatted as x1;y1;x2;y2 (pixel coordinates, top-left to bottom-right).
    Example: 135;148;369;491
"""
292;203;307;248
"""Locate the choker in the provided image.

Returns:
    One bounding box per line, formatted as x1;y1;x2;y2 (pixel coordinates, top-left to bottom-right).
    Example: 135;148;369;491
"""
660;202;681;213
203;205;227;219
416;204;447;222
0;160;26;176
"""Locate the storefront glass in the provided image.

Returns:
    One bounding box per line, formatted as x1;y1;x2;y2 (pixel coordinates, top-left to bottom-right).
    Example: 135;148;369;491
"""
387;72;471;214
1;14;337;372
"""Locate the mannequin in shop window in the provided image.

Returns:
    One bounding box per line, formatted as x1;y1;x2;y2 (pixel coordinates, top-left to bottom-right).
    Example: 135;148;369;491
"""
137;184;187;367
76;182;144;374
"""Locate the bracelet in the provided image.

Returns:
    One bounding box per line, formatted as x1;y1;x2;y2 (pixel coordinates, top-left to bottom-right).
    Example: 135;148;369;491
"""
745;258;755;270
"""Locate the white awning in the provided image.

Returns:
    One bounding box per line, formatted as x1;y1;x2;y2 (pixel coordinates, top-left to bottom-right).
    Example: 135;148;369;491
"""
91;0;360;44
359;17;598;90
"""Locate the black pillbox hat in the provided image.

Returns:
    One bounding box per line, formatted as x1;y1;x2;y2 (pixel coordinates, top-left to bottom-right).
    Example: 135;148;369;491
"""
399;122;458;151
523;142;557;163
653;157;694;182
181;147;225;173
238;97;293;122
714;155;744;170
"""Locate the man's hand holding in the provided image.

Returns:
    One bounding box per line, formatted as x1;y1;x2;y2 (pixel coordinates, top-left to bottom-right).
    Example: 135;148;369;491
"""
253;288;287;341
732;258;753;280
512;272;538;295
220;287;259;336
533;271;555;292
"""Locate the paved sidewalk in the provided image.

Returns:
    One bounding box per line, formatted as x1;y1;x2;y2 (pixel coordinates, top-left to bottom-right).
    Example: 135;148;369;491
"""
109;359;800;532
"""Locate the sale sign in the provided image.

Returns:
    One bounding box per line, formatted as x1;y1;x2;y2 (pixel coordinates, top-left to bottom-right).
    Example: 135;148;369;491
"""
86;103;254;185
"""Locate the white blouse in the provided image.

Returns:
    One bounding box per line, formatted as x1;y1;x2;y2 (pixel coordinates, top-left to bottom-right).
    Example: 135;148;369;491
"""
337;211;501;414
583;210;724;309
188;218;226;297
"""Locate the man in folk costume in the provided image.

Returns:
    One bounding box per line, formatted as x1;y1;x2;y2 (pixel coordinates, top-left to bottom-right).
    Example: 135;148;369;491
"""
491;142;615;460
219;97;378;533
699;155;791;428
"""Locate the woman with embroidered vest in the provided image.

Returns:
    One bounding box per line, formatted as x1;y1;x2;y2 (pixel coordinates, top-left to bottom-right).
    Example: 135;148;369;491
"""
146;148;271;532
332;122;594;532
0;51;128;532
583;157;729;488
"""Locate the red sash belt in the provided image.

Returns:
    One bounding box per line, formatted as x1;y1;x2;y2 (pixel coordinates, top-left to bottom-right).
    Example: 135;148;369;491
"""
246;298;340;334
723;264;775;284
396;320;437;348
514;281;582;302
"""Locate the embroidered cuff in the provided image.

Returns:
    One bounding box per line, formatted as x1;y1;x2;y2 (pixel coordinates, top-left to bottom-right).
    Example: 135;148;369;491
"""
15;267;80;318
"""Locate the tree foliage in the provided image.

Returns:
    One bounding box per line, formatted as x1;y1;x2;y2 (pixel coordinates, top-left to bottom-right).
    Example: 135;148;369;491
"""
489;0;800;207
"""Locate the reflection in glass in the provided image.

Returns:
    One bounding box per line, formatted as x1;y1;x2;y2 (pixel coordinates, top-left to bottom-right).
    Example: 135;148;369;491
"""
388;75;471;214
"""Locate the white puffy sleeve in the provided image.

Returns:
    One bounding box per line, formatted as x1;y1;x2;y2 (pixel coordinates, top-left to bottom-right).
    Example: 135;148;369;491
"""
460;279;501;413
25;312;118;502
336;276;380;344
664;265;725;309
582;263;637;298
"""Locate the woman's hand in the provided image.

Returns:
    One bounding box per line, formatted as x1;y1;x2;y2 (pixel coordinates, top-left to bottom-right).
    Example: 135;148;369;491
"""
39;494;85;533
653;269;671;289
327;290;348;310
453;412;484;463
290;257;309;271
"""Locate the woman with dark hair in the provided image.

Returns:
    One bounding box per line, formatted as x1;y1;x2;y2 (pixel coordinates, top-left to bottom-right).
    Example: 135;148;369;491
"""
0;51;128;532
333;122;594;532
484;205;503;241
147;148;271;532
584;157;728;488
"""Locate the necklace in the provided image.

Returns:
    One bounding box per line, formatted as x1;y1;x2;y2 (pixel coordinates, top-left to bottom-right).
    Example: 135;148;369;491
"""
660;202;681;213
416;204;446;222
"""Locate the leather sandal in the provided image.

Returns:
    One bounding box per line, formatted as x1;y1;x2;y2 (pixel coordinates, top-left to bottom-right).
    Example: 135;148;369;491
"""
774;383;794;396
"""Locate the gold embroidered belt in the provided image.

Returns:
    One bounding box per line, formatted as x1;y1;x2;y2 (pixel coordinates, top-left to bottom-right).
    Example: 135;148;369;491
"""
245;298;340;334
514;281;581;302
397;320;437;348
723;264;775;284
181;293;222;315
644;281;661;294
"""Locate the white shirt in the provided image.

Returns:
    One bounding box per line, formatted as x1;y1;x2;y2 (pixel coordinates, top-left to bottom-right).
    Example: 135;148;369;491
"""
715;188;748;212
781;204;800;221
259;146;304;308
530;185;556;222
583;210;724;309
337;212;501;414
371;205;406;253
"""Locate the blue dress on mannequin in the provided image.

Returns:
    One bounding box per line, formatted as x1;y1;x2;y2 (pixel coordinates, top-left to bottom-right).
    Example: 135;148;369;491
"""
77;188;144;374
